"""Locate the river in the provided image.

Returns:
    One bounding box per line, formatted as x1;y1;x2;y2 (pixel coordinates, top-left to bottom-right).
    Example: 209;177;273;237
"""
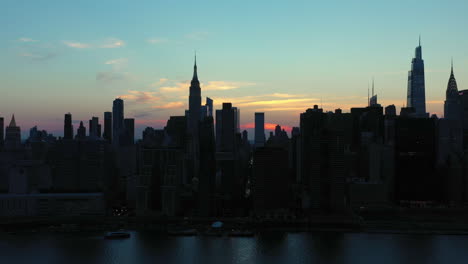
1;231;468;264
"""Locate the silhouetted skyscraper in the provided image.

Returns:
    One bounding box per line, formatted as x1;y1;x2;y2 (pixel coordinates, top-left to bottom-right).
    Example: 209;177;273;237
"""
206;97;213;117
76;121;86;140
103;111;112;142
123;118;135;145
188;55;201;130
64;113;73;140
407;37;427;117
444;61;461;121
89;117;99;138
113;98;124;146
255;112;265;147
0;117;4;147
5;115;21;150
215;103;237;152
385;105;397;117
369;80;380;107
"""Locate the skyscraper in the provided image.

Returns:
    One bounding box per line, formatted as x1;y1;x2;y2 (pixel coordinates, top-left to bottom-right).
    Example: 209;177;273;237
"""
5;115;21;150
103;112;112;142
0;117;4;147
123;118;135;145
76;121;86;140
406;38;427;117
89;117;99;138
188;55;201;130
64;113;73;140
113;98;124;146
255;112;265;147
215;103;237;152
206;97;213;117
444;61;461;121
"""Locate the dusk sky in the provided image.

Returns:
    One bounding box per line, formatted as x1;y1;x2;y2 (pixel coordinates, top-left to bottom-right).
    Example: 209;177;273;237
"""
2;0;468;138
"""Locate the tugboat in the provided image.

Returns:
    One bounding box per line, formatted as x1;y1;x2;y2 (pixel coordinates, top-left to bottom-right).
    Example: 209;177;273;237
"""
104;231;131;239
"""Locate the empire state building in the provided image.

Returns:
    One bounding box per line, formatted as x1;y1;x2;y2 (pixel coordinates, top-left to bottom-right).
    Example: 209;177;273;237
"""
406;38;428;117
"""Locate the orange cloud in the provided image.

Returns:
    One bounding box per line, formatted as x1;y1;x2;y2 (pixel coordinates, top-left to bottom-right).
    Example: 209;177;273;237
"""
119;90;160;103
152;101;185;109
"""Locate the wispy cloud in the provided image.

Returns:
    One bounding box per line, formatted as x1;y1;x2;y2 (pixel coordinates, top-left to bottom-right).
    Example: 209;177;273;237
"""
119;90;160;103
17;37;38;43
97;58;131;83
96;72;128;82
204;81;255;91
157;80;254;93
105;58;128;70
148;38;168;44
19;52;56;61
100;38;125;48
63;38;125;49
185;31;209;40
152;101;185;109
63;41;91;49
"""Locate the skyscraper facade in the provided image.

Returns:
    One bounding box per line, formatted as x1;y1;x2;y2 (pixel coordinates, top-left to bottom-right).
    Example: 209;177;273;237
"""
89;117;99;138
113;98;124;146
444;63;461;121
123;118;135;145
406;39;427;117
5;115;21;150
255;112;265;147
206;97;213;117
64;113;73;140
0;117;4;147
76;121;86;140
103;111;112;142
188;56;201;130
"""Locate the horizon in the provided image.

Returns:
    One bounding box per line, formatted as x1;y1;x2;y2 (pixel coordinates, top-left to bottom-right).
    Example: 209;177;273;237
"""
2;1;468;138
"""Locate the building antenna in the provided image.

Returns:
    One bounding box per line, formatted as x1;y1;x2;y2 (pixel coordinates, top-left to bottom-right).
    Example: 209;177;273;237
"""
367;83;370;107
372;77;375;97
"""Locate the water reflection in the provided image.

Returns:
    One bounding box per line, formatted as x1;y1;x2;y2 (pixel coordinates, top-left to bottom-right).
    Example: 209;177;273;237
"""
1;231;468;264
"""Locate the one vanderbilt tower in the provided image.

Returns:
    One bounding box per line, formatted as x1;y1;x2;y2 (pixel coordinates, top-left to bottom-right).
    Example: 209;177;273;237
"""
406;37;427;117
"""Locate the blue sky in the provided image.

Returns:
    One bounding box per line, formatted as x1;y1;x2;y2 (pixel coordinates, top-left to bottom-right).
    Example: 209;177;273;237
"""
1;0;468;138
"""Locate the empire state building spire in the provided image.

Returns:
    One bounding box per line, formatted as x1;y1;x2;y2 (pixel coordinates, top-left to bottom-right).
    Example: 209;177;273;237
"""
193;52;198;81
188;53;202;127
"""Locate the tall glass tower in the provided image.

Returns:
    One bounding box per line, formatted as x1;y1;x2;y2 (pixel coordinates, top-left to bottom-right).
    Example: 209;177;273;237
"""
406;38;427;117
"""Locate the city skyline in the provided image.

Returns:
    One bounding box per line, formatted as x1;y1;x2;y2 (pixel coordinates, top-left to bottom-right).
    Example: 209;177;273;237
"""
2;1;468;138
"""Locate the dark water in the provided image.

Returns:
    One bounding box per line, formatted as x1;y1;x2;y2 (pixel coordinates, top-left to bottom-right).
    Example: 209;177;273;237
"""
1;231;468;264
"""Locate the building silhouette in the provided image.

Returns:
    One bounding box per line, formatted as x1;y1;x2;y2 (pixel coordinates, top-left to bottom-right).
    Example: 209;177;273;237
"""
0;117;4;148
76;121;86;140
188;55;202;130
64;113;73;140
300;106;347;211
406;38;427;117
103;111;112;142
89;117;99;138
4;115;21;150
123;118;135;145
255;112;265;147
444;61;462;121
112;98;124;146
